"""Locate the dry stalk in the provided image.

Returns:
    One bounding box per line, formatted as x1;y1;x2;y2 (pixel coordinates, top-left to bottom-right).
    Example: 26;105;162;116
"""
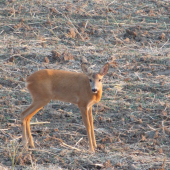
75;137;83;147
61;142;82;152
30;121;50;125
64;15;85;41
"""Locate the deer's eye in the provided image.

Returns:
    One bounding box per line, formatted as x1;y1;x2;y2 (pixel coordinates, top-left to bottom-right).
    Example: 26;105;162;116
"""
89;79;92;82
99;79;101;82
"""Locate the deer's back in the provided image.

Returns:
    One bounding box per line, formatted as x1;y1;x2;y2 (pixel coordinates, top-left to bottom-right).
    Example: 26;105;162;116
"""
26;69;93;104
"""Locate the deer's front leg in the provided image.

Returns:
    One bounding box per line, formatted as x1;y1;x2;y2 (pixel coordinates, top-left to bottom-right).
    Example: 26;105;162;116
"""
88;106;97;148
79;106;94;152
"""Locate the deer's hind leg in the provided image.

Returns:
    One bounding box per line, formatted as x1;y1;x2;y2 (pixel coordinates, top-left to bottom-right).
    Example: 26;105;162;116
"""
21;99;50;148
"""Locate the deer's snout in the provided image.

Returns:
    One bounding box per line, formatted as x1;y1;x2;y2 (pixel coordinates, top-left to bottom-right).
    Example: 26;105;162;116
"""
92;88;97;93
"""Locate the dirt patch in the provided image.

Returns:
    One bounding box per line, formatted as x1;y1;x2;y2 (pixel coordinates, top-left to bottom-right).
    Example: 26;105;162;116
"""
0;0;170;169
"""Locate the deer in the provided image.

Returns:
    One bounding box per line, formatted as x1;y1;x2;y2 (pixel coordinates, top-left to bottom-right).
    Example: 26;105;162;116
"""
21;63;109;152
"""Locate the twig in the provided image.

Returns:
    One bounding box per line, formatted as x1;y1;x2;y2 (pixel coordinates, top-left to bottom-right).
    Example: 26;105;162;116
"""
75;137;83;147
159;39;169;51
107;1;116;6
30;121;50;125
134;72;142;81
162;120;165;135
0;30;4;35
147;124;156;131
94;164;104;168
10;136;22;142
50;147;61;152
85;20;88;29
61;142;81;152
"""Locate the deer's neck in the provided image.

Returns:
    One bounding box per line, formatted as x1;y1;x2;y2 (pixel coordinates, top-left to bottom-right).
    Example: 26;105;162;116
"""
95;87;102;103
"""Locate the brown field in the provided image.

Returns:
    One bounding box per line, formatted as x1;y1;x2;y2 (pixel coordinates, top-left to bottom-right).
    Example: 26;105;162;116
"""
0;0;170;169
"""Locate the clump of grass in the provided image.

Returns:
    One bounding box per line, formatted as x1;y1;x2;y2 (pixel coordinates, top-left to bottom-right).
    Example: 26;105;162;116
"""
7;140;21;169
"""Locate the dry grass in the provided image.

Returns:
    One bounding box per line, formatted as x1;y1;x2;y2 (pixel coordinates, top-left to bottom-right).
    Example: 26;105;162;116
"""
0;0;170;169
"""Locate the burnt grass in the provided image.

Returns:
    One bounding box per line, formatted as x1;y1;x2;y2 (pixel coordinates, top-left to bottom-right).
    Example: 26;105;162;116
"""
0;0;170;169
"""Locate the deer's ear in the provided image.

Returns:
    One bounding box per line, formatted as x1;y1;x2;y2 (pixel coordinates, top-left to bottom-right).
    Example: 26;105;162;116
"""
81;64;89;75
99;63;109;76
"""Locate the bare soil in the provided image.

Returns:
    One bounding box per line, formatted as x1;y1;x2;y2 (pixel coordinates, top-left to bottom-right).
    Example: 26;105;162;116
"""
0;0;170;169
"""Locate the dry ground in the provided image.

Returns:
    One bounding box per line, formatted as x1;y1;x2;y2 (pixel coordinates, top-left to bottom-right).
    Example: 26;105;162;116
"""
0;0;170;169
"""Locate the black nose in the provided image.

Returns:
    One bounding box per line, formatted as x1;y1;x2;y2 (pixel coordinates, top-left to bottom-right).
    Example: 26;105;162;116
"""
92;89;97;93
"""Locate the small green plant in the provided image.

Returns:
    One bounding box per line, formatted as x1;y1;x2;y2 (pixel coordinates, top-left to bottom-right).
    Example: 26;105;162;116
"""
7;140;23;170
